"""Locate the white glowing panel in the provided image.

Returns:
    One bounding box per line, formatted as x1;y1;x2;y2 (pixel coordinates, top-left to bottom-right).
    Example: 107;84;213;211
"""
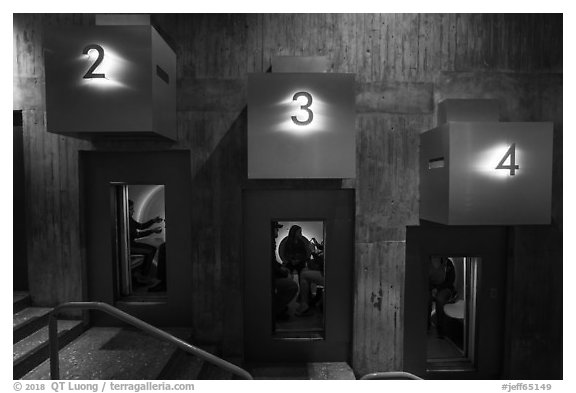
248;73;355;178
420;122;553;225
44;26;176;140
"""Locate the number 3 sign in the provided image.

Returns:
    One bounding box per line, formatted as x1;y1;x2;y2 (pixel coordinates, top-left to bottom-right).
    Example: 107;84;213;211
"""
291;91;313;126
248;73;355;179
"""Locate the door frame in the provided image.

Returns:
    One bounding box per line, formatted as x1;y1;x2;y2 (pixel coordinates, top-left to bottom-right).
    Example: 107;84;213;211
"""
404;223;508;379
80;150;193;326
243;188;355;363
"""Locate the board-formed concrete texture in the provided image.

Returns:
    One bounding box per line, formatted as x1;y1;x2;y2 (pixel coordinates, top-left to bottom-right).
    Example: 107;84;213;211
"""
14;14;563;379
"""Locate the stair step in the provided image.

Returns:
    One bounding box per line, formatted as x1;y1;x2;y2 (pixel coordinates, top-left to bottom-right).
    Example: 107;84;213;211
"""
22;327;191;380
250;362;356;380
13;307;53;343
14;292;31;314
14;320;84;379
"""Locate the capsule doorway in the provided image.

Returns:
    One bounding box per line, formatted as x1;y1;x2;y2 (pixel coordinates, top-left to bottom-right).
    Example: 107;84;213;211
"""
81;151;193;326
244;189;354;363
426;256;479;365
404;225;508;379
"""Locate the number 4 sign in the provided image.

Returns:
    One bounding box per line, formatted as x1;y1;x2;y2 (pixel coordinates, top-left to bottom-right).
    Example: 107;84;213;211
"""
420;121;553;225
495;143;519;176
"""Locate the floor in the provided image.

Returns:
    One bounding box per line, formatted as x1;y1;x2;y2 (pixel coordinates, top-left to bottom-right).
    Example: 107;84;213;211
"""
250;362;356;380
23;327;191;380
274;296;324;339
426;325;464;360
131;259;166;295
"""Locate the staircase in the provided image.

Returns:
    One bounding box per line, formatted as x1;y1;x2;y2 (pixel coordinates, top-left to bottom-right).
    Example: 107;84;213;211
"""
13;292;84;379
14;293;355;380
13;294;237;380
22;327;195;379
21;327;241;380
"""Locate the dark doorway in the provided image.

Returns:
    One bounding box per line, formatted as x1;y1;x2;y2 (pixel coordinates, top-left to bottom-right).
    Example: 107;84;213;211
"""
81;151;192;326
13;111;28;291
404;224;508;379
244;189;354;363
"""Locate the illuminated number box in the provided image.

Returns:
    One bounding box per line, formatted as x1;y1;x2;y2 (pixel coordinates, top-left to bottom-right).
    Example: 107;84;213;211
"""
248;73;355;179
44;26;176;140
420;121;553;225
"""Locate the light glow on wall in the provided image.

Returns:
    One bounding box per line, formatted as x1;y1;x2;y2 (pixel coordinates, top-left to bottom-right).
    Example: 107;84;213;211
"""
76;45;130;90
474;143;522;180
273;90;329;135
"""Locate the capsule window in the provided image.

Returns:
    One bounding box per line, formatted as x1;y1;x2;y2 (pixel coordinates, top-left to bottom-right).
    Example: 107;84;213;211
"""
271;220;325;340
111;184;167;299
427;256;480;369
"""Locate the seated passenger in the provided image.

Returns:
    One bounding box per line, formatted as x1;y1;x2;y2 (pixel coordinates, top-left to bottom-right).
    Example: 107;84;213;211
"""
428;256;455;338
272;222;298;321
148;243;167;292
129;199;163;284
279;225;312;274
295;238;324;317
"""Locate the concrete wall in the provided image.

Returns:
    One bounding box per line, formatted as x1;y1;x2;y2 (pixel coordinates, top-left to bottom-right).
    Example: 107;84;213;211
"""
13;13;562;378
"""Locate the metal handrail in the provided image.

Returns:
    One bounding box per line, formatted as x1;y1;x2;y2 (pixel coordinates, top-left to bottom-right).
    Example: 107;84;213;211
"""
48;302;253;380
360;371;422;380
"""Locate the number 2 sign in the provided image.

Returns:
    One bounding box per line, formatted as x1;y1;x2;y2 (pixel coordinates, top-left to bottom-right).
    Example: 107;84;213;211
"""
82;44;106;79
44;26;177;140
